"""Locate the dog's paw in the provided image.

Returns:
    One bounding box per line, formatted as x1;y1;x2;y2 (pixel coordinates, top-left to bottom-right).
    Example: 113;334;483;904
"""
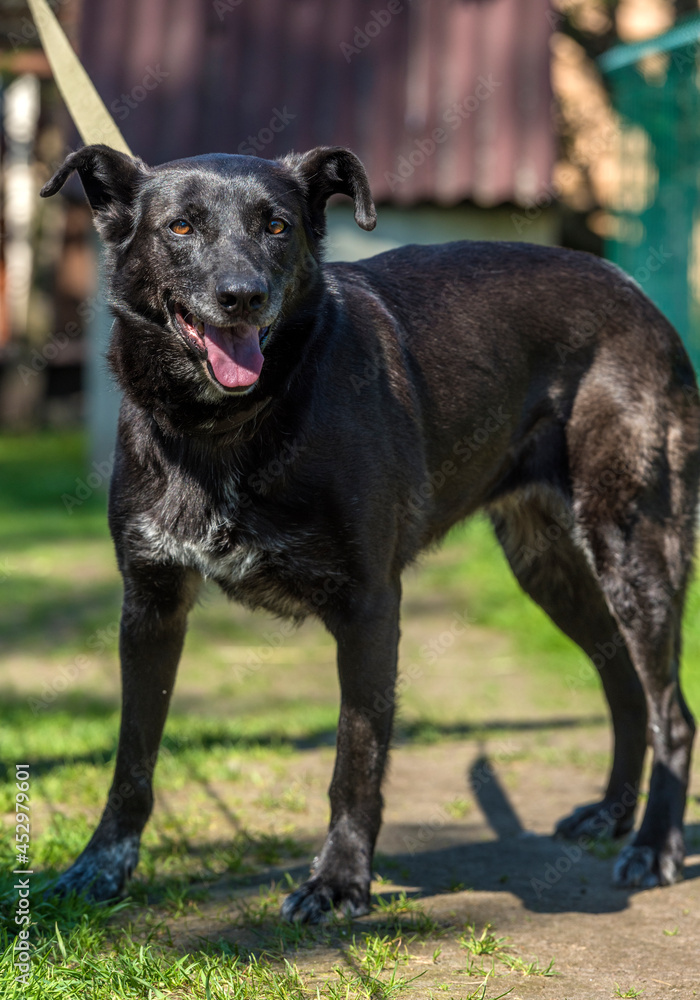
50;836;140;902
554;800;634;841
281;877;370;924
613;830;684;888
612;845;658;888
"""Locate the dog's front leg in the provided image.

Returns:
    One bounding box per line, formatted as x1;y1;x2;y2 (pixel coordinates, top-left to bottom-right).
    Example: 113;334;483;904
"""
282;584;400;923
53;563;201;901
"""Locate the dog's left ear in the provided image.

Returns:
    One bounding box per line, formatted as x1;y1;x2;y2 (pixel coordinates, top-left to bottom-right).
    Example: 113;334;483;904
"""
281;146;376;235
40;144;148;243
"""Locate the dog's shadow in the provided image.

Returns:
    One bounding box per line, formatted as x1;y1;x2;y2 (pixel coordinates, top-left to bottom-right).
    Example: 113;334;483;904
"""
366;754;700;917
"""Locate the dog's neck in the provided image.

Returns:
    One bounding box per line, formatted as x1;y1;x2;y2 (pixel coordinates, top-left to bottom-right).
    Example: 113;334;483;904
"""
151;395;274;442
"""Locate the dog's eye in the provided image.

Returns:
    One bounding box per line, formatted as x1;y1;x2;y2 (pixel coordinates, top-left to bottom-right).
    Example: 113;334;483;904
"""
169;220;193;236
267;219;287;235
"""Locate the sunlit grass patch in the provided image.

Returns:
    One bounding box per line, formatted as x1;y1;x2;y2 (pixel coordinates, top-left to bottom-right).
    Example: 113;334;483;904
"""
459;922;505;958
0;873;463;1000
500;953;557;976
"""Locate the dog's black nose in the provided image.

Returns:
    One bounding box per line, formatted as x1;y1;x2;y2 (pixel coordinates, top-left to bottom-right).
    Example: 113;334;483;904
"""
215;276;269;314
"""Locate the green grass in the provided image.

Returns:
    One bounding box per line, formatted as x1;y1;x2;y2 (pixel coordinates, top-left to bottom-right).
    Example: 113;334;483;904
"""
0;430;697;997
0;432;109;546
415;515;700;720
459;923;505;958
457;923;556;980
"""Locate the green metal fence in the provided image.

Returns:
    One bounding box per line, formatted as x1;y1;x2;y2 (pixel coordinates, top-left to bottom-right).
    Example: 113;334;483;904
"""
600;15;700;371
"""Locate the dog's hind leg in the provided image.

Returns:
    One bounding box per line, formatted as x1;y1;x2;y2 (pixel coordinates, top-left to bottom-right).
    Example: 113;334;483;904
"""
564;380;700;886
282;582;401;923
489;493;647;841
53;563;201;901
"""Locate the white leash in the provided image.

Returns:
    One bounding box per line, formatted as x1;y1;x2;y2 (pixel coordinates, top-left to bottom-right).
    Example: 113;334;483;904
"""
26;0;133;155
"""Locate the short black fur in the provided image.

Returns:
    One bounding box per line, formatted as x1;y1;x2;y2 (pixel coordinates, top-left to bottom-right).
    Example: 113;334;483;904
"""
41;144;700;920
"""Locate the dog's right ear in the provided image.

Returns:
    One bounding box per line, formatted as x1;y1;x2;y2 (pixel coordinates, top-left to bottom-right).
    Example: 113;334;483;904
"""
280;146;376;239
40;144;147;242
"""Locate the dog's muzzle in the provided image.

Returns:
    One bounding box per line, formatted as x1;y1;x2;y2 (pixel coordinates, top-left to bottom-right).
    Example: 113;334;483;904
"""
174;306;271;391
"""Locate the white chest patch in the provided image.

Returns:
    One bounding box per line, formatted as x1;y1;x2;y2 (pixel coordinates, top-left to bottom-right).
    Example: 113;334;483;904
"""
134;513;261;586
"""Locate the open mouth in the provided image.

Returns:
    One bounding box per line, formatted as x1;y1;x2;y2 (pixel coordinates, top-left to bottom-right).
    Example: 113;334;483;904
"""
173;304;271;392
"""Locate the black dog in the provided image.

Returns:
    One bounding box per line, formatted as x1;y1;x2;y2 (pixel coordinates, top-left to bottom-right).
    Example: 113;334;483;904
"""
41;144;699;921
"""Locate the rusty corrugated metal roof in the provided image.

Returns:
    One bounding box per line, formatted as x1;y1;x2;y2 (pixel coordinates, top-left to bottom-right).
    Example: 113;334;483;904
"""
78;0;554;206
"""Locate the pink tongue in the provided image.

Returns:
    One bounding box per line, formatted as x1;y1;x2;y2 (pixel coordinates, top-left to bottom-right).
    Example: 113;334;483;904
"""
203;323;264;388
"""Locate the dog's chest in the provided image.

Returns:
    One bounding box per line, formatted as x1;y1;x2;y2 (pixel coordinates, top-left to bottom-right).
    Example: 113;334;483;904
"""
136;513;262;584
132;483;344;618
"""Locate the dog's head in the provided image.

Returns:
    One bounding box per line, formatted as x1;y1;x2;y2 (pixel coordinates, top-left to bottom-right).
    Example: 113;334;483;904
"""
41;145;375;415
